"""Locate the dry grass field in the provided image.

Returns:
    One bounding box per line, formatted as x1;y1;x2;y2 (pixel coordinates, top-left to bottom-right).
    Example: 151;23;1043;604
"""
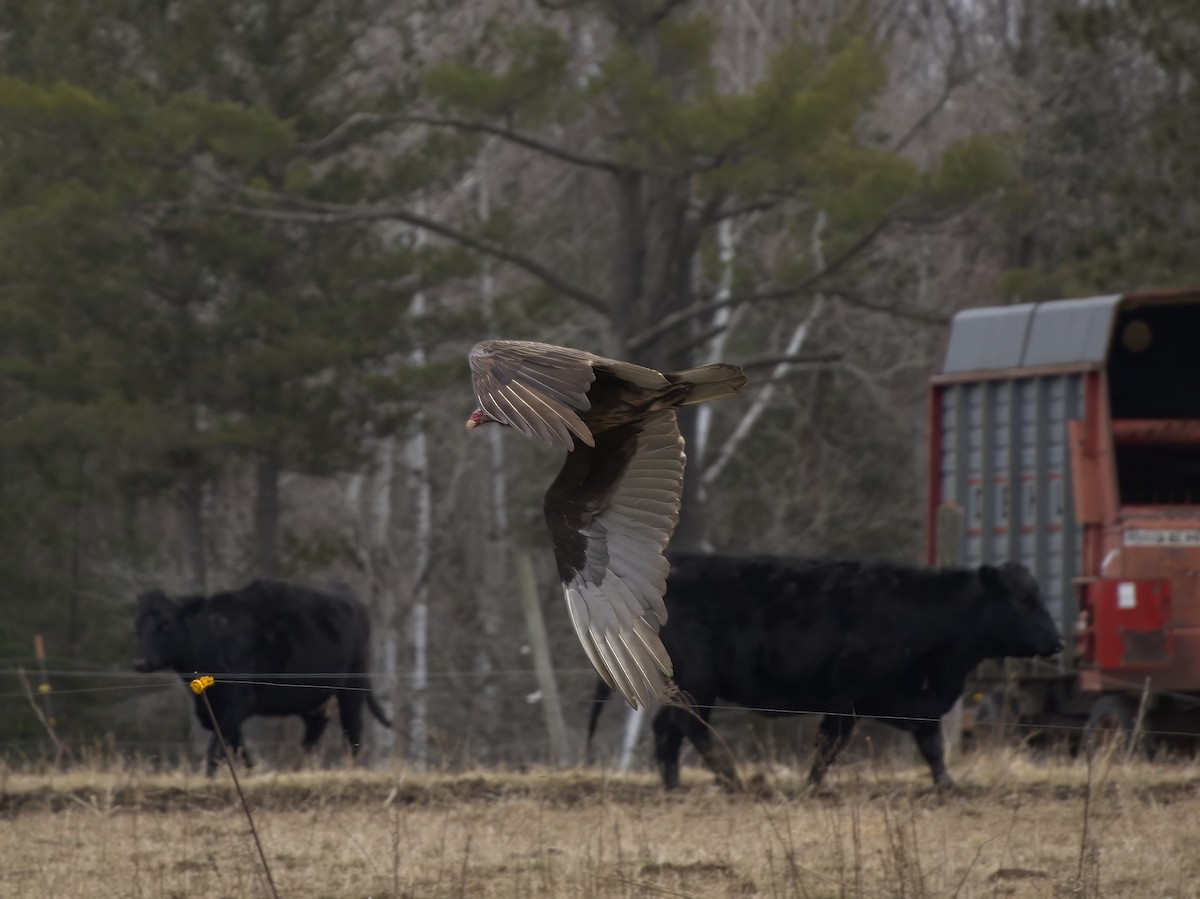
1;748;1198;899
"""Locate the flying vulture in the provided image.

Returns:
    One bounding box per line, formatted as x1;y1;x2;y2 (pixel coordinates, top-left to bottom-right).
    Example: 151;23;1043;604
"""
466;339;747;709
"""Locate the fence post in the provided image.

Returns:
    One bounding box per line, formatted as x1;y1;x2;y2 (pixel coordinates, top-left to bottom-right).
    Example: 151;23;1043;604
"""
1128;676;1152;761
515;551;571;765
936;503;965;762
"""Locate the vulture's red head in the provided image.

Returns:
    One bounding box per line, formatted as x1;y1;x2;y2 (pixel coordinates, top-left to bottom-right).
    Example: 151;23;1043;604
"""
465;408;498;432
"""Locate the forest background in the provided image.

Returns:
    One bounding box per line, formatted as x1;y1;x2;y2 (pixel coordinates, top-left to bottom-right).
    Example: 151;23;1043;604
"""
1;0;1196;768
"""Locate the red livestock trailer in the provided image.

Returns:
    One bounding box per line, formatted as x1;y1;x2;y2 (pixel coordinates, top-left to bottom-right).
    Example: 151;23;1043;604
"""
929;289;1200;750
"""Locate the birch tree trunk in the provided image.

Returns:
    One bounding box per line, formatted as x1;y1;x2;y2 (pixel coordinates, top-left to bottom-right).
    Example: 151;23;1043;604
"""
475;163;508;752
253;447;280;578
690;217;739;510
67;451;85;653
701;303;823;488
404;289;432;770
515;551;570;765
178;469;207;594
702;212;829;490
347;432;399;761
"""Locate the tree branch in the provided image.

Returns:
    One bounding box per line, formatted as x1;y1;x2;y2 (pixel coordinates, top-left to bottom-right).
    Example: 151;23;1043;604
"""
648;0;690;26
740;351;843;372
890;0;970;154
831;290;950;325
712;192;793;222
890;79;957;155
668;322;728;360
201;195;612;316
628;215;892;351
304;111;633;175
748;361;843;388
702;299;825;487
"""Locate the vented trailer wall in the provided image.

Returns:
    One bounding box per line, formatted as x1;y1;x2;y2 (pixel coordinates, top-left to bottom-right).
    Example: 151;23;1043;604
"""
927;295;1123;675
930;373;1085;672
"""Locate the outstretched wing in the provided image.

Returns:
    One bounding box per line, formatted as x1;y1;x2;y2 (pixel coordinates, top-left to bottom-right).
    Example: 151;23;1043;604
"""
469;340;597;450
543;409;684;709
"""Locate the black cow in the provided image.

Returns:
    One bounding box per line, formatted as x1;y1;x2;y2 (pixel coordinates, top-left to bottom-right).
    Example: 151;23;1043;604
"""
134;580;391;775
587;554;1062;789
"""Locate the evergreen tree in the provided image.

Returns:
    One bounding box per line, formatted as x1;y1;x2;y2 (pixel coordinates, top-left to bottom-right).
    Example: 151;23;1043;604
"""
989;1;1200;300
261;0;1010;549
1055;0;1200;291
0;0;468;666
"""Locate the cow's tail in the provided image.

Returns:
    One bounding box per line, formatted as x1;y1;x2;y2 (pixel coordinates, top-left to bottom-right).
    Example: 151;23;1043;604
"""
365;682;393;728
584;677;615;764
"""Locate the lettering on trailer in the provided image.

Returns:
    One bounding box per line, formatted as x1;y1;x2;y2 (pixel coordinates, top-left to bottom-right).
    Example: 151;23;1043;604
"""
1124;529;1200;547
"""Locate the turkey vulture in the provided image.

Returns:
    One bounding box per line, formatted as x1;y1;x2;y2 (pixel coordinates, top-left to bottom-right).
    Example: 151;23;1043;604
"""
466;339;747;709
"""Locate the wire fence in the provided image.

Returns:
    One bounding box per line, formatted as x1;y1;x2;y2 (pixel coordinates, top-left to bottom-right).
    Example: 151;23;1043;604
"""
4;660;1200;745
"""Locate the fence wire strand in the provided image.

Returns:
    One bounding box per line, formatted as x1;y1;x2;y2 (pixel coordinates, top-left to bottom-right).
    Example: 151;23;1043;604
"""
4;662;1200;744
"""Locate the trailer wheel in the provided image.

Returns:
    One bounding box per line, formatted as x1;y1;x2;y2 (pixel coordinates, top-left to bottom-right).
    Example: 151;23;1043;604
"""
1081;695;1138;760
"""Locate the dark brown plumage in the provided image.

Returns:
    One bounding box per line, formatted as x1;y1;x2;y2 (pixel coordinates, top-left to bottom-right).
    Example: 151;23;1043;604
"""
467;339;747;709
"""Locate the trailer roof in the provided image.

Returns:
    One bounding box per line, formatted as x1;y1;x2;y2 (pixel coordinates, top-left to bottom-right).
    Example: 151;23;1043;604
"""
941;294;1122;374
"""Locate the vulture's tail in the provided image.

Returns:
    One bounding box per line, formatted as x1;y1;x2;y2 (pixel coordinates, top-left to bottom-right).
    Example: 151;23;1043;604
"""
667;363;747;405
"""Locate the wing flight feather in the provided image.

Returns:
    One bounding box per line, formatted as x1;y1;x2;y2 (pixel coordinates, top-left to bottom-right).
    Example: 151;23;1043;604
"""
544;410;685;709
469;341;597;450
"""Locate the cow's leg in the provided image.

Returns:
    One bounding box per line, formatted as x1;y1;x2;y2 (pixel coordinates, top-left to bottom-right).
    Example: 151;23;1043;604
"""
194;712;219;777
652;707;686;789
200;698;252;776
688;720;742;792
337;688;367;760
585;679;614;765
301;709;330;755
912;722;952;788
809;714;856;786
226;722;253;770
205;735;222;777
658;702;742;791
205;725;251;775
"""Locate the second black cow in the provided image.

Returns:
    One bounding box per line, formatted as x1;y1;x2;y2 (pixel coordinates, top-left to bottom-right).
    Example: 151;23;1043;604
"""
134;580;391;775
588;554;1062;789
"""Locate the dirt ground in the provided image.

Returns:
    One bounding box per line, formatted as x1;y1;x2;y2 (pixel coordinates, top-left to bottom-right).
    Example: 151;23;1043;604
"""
1;750;1198;898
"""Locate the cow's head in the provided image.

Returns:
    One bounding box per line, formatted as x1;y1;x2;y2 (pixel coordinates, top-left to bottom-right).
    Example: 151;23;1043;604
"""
133;589;189;673
978;562;1063;660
